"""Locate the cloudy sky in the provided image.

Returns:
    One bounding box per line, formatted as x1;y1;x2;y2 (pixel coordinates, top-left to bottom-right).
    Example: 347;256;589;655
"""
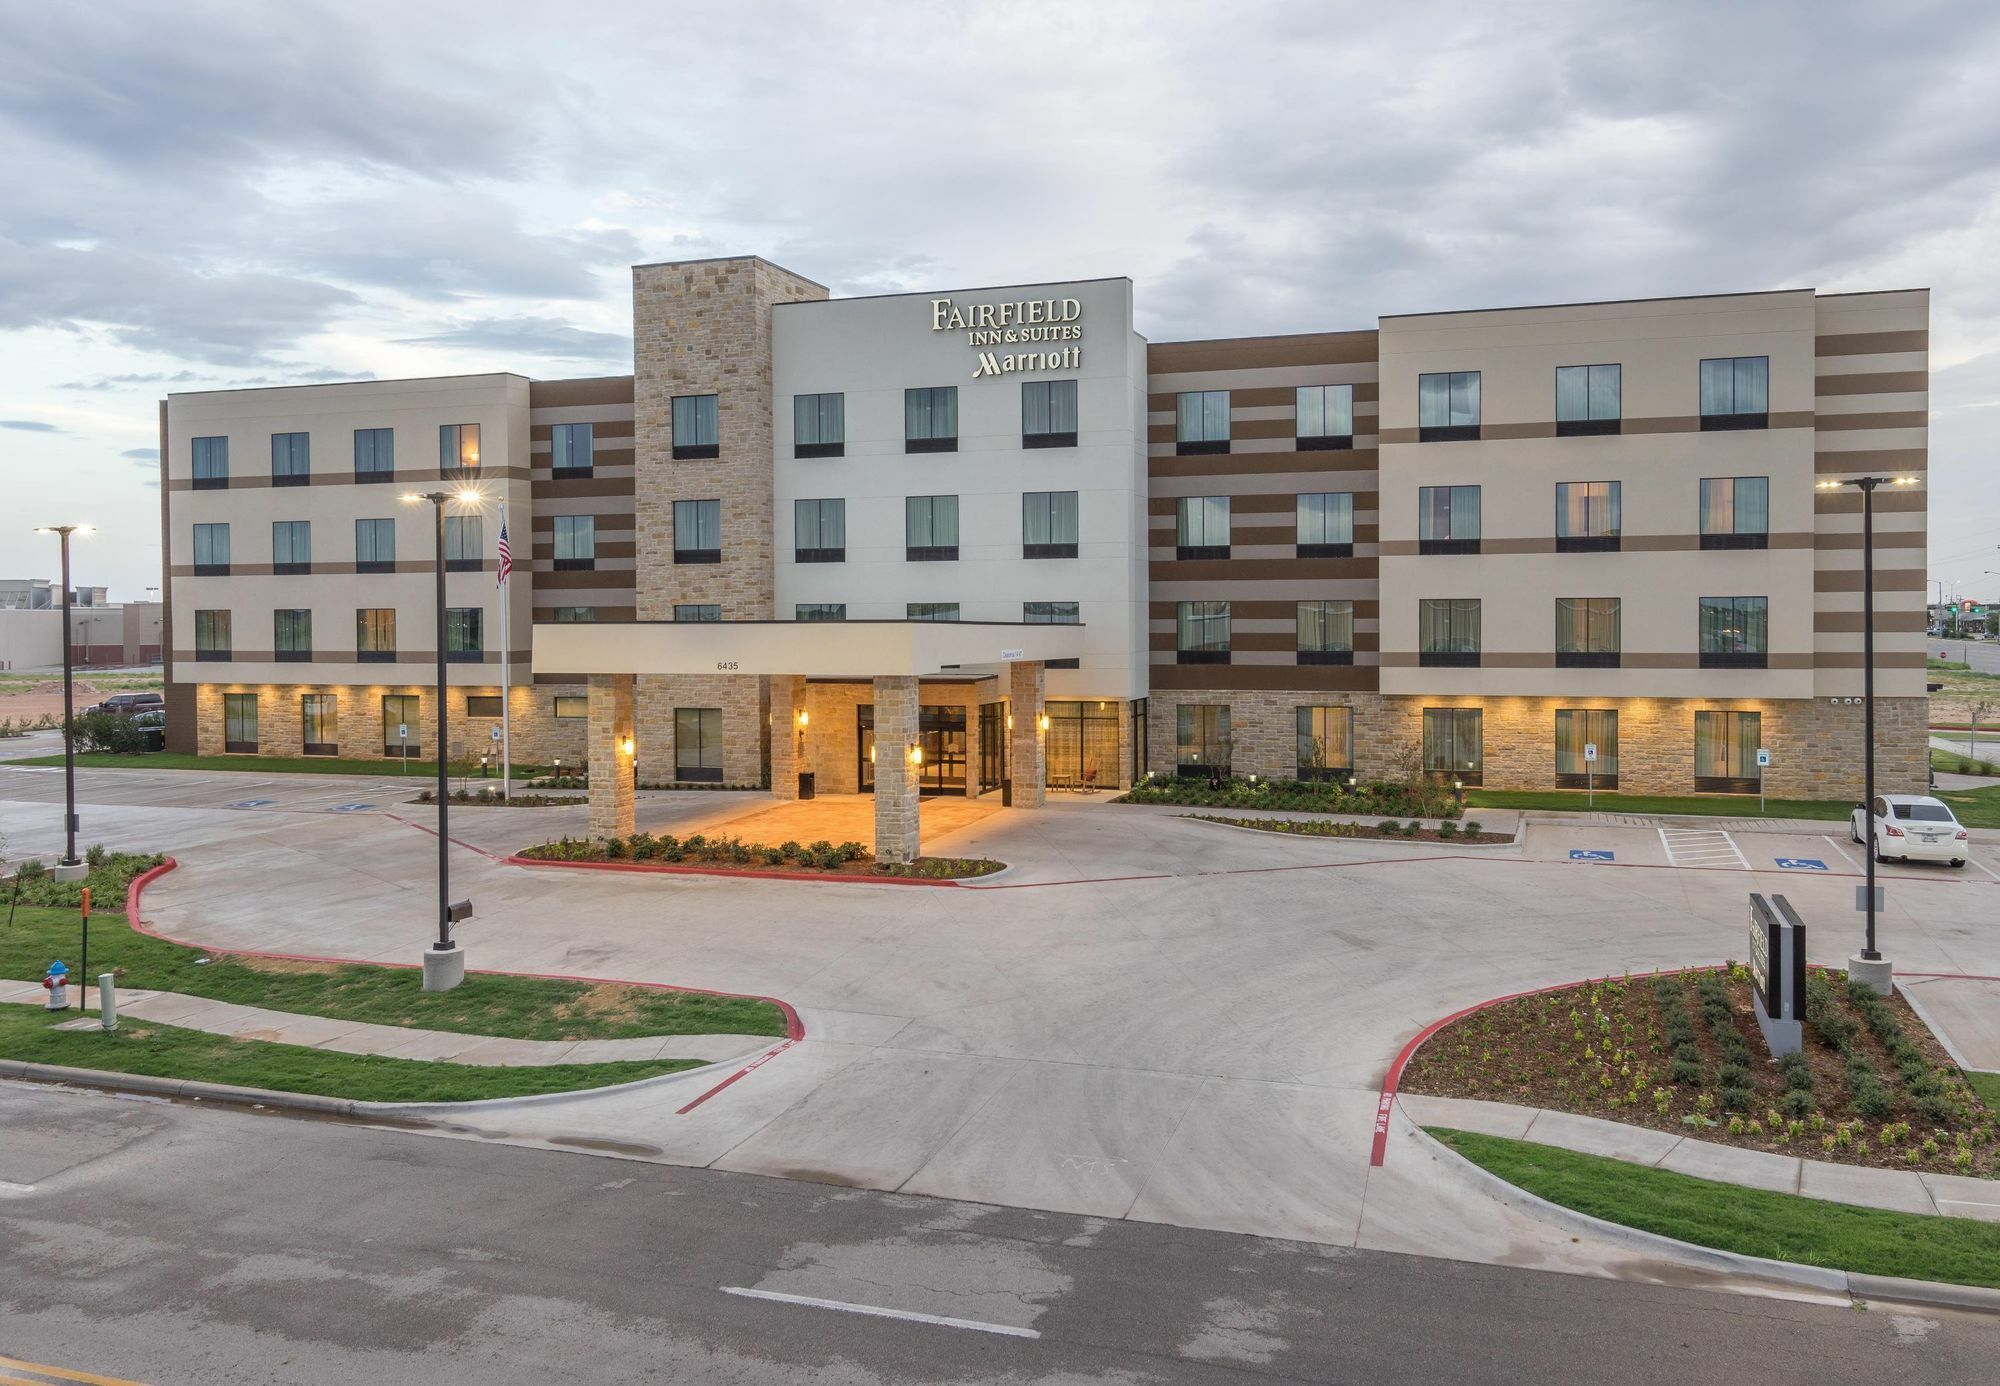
3;0;1996;602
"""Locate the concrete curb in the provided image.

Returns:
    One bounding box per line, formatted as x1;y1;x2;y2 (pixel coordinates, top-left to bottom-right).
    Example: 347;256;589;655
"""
1177;813;1521;850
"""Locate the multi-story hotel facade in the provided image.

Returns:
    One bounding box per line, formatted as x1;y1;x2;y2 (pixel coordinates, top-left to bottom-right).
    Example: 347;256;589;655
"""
159;257;1929;846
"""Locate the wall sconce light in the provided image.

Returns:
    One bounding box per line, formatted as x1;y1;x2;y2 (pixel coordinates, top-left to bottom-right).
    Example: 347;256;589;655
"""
1006;714;1014;731
1347;775;1357;788
621;736;635;757
1037;712;1050;733
868;745;877;764
797;709;809;727
910;744;924;766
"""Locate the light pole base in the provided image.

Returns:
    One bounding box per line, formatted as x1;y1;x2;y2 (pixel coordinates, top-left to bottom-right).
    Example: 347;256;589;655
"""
1847;954;1893;997
422;944;466;992
52;861;87;883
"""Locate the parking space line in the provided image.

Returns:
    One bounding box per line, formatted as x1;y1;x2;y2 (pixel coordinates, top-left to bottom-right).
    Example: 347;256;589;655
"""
719;1285;1041;1338
1968;855;2000;884
1820;835;1862;871
1657;826;1748;870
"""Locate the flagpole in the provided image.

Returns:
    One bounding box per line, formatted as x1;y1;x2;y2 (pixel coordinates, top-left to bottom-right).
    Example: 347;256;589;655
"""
499;500;512;800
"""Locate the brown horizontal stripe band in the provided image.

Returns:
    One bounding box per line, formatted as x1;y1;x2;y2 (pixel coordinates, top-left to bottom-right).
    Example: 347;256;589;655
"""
1150;600;1381;620
1148;492;1380;517
1814;610;1927;632
1814;568;1926;592
1815;489;1925;514
174;650;530;665
528;376;636;409
530;477;638;499
1813;448;1927;472
533;569;636;589
1813;651;1928;668
1148;631;1381;654
1147;332;1379;374
1376;652;1816;670
1145;383;1378;412
1812;531;1928;551
529;515;635;534
1148;557;1380;581
1814;330;1928;357
1144;662;1380;692
1378;412;1815;446
1373;533;1813;557
532;606;638;622
1813;411;1928;432
529;419;636;442
170;560;500;577
1816;371;1926;397
529;541;638;561
1148;451;1380;479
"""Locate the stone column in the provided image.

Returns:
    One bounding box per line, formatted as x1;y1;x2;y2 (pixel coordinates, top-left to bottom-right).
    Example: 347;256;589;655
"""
587;673;636;840
1008;660;1047;809
770;674;806;801
873;674;921;863
964;684;984;796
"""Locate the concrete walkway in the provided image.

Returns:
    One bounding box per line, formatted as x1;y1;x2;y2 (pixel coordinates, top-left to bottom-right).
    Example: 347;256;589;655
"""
1399;1092;2000;1221
0;980;771;1067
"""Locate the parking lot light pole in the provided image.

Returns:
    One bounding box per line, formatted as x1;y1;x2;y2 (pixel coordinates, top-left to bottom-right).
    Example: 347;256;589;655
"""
34;525;92;881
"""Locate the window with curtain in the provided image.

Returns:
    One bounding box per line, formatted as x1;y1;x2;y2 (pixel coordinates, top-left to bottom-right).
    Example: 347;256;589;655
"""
906;602;960;621
672;394;719;457
355;518;395;570
439;423;480;472
1176;600;1231;664
905;494;959;560
1555;597;1621;666
1021;379;1078;447
382;694;421;753
796;603;847;622
1296;705;1353;780
1418;371;1481;440
301;693;337;755
1022;491;1079;557
551;514;594;569
353;428;393;479
1694;710;1762;791
793;393;845;457
1296;385;1354;447
192;522;231;573
1699;596;1769;667
553;696;586;720
194;609;231;659
272;520;311;572
1422;708;1483;783
1699;357;1769;428
675;707;725;782
674;604;721;622
273;608;312;660
446;607;483;661
551;422;593;475
551;606;595;623
1555;481;1621;551
1296;600;1354;664
445;514;484;571
1175;496;1230;559
673;498;721;563
223;692;258;752
1175;390;1231;453
794;498;845;562
269;432;310;485
1296;492;1354;556
906;386;959;452
1176;704;1230;775
1699;476;1770;549
1418;486;1481;553
1024;601;1079;623
356;608;396;660
1555;365;1622;435
192;436;228;488
1555;709;1618;786
1418;599;1481;665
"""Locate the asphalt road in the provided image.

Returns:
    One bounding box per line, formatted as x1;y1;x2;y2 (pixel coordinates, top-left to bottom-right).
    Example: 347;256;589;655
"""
2;1082;1994;1385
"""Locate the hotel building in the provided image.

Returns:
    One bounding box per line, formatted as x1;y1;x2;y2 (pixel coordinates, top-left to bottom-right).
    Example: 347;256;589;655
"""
158;258;1929;854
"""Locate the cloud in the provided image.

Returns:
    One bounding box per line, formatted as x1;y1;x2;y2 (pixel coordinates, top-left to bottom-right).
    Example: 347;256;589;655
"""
393;315;632;363
63;367;377;391
121;447;155;460
0;419;61;432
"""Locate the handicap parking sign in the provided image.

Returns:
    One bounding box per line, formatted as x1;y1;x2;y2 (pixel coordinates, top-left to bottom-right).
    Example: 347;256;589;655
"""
1775;857;1828;871
1569;849;1616;862
330;802;375;813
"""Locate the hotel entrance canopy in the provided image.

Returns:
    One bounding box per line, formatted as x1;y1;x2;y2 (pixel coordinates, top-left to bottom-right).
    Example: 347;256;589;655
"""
533;619;1086;680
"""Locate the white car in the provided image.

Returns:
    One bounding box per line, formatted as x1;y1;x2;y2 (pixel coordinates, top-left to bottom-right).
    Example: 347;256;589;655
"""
1850;794;1970;867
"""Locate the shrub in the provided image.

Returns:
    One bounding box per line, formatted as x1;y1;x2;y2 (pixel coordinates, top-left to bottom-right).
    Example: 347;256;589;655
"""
67;710;147;755
1436;819;1458;840
1781;1089;1817;1117
1463;821;1483;837
15;858;46;881
601;836;627;859
838;841;867;862
1671;1042;1702;1066
1716;1062;1750;1089
1718;1084;1756;1112
1670;1059;1704;1086
84;842;107;868
759;846;784;865
779;840;802;861
1377;820;1401;836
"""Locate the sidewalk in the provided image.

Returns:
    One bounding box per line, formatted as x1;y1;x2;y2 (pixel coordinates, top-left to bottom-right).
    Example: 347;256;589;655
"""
1399;1092;2000;1222
0;980;770;1068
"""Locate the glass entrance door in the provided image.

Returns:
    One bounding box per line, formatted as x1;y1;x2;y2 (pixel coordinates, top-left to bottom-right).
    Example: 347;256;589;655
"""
978;702;1005;795
858;703;968;795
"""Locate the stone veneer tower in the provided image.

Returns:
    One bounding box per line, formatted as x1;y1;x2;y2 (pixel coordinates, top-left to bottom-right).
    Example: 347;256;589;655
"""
631;257;828;785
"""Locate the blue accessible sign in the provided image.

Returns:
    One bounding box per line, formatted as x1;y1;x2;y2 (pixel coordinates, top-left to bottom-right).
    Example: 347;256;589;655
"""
330;803;376;813
1775;857;1828;871
1569;849;1615;862
226;799;275;809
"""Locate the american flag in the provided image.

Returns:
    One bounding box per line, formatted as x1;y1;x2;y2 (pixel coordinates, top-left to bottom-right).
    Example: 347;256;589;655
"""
495;506;512;586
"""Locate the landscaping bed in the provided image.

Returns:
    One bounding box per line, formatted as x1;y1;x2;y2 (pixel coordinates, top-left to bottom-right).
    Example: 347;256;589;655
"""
1118;774;1462;819
415;788;585;807
12;751;551;778
1185;813;1505;843
1402;968;1997;1177
518;832;1004;880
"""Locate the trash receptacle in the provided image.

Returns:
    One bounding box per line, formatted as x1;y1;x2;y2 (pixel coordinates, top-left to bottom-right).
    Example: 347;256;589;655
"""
798;772;816;800
1001;778;1012;807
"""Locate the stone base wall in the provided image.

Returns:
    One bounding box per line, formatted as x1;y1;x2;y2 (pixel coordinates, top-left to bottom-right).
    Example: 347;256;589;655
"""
634;673;767;787
191;682;588;768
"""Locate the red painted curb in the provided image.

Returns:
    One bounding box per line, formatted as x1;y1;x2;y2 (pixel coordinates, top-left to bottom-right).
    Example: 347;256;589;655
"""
503;853;983;889
121;856;805;1040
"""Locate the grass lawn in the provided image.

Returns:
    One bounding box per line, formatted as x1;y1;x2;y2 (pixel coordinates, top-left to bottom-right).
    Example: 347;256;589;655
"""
1933;783;2000;828
1931;747;1999;775
0;1006;696;1103
1431;1128;2000;1289
1968;1071;2000;1111
11;751;544;778
3;855;788;1043
1464;789;1853;821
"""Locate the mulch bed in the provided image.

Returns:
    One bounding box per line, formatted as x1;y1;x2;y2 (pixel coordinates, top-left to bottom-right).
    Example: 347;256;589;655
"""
1185;814;1510;844
517;833;1003;880
1402;969;1998;1177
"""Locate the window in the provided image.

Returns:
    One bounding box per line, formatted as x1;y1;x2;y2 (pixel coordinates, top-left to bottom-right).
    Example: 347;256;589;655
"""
223;692;258;753
194;609;231;660
1699;596;1769;668
1296;705;1353;780
446;514;485;572
551;422;593;477
272;520;311;573
905;386;959;453
1699;356;1769;429
1296;385;1354;449
796;603;847;622
1418;485;1481;554
1176;600;1231;664
1555;365;1622;436
1297;600;1355;665
552;514;595;570
1419;599;1481;666
675;604;720;622
466;695;502;719
1024;601;1079;623
383;694;420;756
672;394;719;458
355;518;395;572
354;427;394;480
1556;709;1618;788
1556;481;1621;552
794;498;845;563
793;393;845;458
1695;710;1762;792
1044;700;1118;786
273;608;312;661
905;494;959;561
356;608;396;662
301;693;337;756
1418;371;1481;441
1176;390;1231;454
1422;708;1483;784
1176;704;1230;776
554;695;586;720
1021;379;1078;448
446;607;483;662
1022;491;1079;558
1555;597;1621;667
1296;492;1354;557
673;499;721;564
271;432;309;485
1175;496;1230;560
192;436;228;489
674;707;724;783
907;602;959;621
551;606;595;623
440;423;481;472
192;522;231;575
1699;476;1770;550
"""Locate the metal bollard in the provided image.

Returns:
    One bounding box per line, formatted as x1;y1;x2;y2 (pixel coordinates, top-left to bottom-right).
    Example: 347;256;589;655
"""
98;973;117;1031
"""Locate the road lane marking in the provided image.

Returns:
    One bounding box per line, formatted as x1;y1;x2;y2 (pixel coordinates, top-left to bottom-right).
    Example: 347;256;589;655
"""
720;1286;1041;1338
1658;827;1748;870
0;1355;151;1386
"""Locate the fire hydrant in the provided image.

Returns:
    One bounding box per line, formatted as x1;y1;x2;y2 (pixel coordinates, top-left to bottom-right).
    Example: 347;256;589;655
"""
42;960;71;1011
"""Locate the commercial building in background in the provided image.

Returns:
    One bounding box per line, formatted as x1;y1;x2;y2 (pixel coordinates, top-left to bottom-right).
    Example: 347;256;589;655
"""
159;259;1929;833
